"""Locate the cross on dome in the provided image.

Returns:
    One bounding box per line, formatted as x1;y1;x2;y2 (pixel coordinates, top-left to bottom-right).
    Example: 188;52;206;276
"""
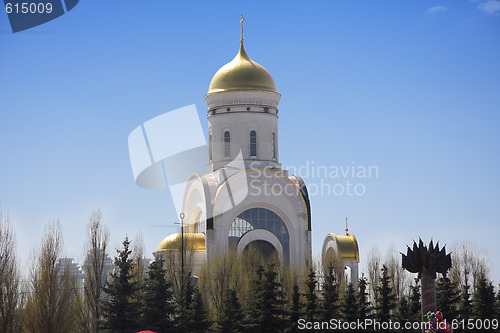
240;15;245;43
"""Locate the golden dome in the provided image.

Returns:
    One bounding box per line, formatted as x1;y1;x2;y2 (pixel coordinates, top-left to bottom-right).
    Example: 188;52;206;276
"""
156;232;206;252
207;43;278;96
324;233;360;263
336;233;360;262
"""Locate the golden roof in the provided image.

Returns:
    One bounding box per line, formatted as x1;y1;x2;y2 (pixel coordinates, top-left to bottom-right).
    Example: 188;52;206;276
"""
207;43;278;96
156;232;206;252
326;233;360;263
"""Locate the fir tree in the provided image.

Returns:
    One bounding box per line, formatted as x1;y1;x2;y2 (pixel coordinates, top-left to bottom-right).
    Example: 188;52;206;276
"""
101;236;140;333
495;285;500;321
408;278;421;324
342;283;358;322
183;287;212;333
436;276;460;321
375;265;396;323
246;264;287;333
304;267;318;321
357;275;372;321
217;287;243;333
141;257;176;332
321;264;340;321
472;273;496;319
452;282;472;333
178;277;193;331
357;276;373;333
405;278;421;333
288;284;302;333
458;282;472;322
396;296;410;330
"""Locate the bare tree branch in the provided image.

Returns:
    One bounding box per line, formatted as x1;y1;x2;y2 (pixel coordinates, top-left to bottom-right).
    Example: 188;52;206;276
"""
0;212;21;333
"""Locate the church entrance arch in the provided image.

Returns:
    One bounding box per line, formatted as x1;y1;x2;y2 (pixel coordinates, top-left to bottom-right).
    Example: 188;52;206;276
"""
236;229;284;264
243;240;278;262
229;207;289;263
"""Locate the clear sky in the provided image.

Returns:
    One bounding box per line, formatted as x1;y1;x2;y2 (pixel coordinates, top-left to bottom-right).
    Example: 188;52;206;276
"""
1;1;499;283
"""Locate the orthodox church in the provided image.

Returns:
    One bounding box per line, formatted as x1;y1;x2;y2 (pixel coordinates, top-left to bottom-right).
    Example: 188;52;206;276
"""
154;17;359;279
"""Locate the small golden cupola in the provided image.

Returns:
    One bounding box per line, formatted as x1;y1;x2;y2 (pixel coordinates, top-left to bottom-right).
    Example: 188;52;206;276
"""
321;218;360;287
156;232;206;252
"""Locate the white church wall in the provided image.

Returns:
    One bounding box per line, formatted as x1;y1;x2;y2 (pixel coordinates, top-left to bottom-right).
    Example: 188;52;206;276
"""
205;91;281;110
209;112;279;168
211;168;311;269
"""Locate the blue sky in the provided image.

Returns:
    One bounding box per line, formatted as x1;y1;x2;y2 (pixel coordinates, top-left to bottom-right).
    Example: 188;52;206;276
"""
1;1;499;283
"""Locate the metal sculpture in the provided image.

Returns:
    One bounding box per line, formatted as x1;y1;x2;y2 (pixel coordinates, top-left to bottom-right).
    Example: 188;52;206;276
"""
401;239;452;317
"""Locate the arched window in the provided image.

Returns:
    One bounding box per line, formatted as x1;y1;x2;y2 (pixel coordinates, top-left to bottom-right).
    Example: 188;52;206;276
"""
228;207;289;263
197;212;205;234
209;133;212;162
224;131;230;158
272;132;276;159
250;130;257;157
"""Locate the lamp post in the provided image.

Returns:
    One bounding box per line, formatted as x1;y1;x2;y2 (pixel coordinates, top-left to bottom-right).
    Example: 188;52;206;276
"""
174;212;186;306
179;212;185;305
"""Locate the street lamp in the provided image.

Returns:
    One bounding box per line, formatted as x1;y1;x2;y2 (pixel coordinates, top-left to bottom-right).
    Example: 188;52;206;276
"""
176;212;185;305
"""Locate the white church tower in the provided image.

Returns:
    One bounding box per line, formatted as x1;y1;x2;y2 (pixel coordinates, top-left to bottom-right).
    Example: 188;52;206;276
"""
156;17;312;271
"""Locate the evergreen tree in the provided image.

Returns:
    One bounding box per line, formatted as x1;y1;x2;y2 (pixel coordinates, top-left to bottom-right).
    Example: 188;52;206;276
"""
178;277;193;331
495;285;500;321
183;287;212;333
375;265;396;323
436;276;460;321
246;264;287;333
357;275;372;322
288;284;302;333
396;296;410;330
342;283;358;322
453;282;472;333
304;267;318;321
408;278;421;324
472;273;496;319
141;257;176;332
458;282;472;321
321;264;340;321
217;287;243;333
101;236;140;333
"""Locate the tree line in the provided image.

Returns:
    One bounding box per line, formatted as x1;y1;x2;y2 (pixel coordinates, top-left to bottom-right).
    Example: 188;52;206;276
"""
1;211;500;332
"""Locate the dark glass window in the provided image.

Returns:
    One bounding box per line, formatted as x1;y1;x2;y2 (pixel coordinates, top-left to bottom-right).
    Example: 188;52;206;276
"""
228;207;289;263
224;131;230;158
197;213;205;233
250;130;257;157
209;133;212;162
272;132;276;159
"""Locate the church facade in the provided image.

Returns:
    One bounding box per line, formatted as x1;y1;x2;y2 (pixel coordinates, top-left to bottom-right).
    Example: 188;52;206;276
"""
155;25;312;270
154;19;358;279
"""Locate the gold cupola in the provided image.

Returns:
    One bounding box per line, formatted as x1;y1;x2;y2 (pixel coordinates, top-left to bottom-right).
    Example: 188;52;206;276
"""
206;16;278;96
156;232;206;252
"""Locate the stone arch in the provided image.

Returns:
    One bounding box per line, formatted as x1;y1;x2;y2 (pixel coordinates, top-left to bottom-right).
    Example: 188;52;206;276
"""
211;168;310;269
322;233;360;288
236;229;284;264
181;173;214;233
